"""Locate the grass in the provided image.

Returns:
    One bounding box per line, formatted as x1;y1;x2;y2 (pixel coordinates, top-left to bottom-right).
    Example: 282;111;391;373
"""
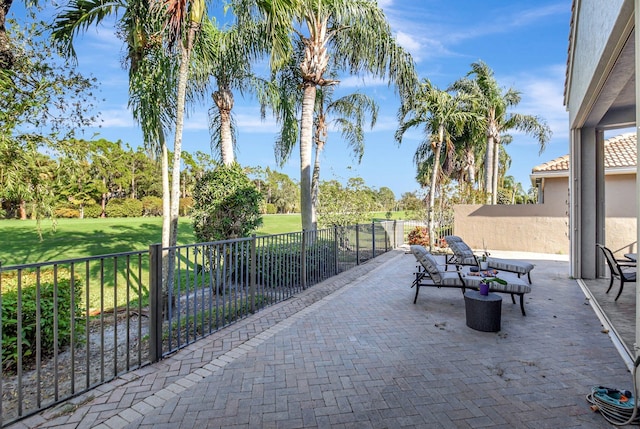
0;215;303;266
0;212;411;266
0;213;407;311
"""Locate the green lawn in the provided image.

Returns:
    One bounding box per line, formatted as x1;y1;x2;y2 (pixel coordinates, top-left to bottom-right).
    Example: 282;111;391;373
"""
0;215;304;266
0;212;411;266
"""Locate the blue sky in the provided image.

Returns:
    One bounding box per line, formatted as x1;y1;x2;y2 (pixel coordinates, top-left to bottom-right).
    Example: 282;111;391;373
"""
12;0;572;199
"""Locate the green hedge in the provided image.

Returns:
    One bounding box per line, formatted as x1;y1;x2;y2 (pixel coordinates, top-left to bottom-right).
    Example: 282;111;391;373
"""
105;198;143;217
1;268;84;371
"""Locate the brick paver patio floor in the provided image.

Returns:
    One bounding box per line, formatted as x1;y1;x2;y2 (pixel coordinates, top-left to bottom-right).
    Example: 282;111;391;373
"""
14;248;631;428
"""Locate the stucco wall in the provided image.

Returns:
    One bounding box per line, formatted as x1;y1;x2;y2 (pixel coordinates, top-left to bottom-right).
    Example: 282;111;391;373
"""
453;204;569;255
540;176;569;209
453;203;637;257
606;173;637;217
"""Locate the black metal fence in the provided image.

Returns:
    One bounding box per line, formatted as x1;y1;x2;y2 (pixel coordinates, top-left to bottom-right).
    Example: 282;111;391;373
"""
0;220;407;426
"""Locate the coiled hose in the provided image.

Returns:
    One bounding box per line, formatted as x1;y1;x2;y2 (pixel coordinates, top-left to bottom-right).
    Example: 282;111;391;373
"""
586;357;640;425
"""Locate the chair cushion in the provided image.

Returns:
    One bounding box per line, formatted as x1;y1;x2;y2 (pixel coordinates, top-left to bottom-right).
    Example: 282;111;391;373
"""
487;258;534;275
444;236;477;265
462;275;531;295
410;245;442;283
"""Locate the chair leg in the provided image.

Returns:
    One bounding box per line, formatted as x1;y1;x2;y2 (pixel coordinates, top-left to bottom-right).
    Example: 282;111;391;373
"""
510;293;516;304
413;285;420;304
606;276;614;294
519;294;526;316
615;278;625;301
527;272;532;284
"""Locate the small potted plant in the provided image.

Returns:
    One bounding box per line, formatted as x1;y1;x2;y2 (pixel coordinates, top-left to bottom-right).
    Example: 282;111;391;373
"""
479;254;489;271
479;277;507;295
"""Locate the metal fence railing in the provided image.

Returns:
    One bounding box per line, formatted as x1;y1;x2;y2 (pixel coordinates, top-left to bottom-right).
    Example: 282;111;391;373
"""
0;220;408;426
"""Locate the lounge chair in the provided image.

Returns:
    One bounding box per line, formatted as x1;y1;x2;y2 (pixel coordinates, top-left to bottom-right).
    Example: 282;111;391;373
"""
444;235;535;283
596;244;637;301
410;245;531;315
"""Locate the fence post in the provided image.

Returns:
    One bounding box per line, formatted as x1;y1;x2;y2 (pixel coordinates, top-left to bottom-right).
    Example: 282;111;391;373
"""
372;221;376;257
355;224;360;265
301;230;307;290
333;226;339;275
149;243;163;363
250;235;257;313
393;220;397;249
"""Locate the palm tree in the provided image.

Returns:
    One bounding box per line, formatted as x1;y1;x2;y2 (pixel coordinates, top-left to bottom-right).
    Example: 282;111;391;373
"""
311;88;378;210
453;61;551;204
192;16;269;165
236;0;417;231
396;79;478;249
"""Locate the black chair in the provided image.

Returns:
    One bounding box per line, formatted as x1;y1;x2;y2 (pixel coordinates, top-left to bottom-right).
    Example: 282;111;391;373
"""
596;244;637;300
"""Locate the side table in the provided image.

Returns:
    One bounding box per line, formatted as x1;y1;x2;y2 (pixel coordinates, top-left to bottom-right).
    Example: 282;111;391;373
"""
464;290;502;332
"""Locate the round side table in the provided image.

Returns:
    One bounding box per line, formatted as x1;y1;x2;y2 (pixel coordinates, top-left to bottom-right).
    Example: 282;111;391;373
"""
464;290;502;332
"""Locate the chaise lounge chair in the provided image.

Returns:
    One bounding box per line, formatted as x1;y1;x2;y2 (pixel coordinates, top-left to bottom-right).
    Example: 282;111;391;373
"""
410;244;531;315
444;235;535;283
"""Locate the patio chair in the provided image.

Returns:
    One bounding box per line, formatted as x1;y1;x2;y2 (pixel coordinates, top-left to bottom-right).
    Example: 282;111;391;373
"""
444;235;535;283
596;244;637;301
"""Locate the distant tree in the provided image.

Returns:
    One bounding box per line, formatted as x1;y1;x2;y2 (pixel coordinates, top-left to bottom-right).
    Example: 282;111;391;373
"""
0;17;98;223
192;163;263;242
317;178;375;227
376;187;396;212
399;192;424;216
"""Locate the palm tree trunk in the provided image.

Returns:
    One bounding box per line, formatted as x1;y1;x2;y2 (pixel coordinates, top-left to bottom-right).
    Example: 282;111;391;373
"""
160;131;170;287
428;125;444;250
485;134;495;204
300;81;317;231
491;139;499;204
167;23;199;317
311;139;324;211
214;86;235;165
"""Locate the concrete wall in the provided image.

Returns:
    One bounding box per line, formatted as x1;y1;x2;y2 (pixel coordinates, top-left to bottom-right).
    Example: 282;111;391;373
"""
453;204;569;255
453;202;637;258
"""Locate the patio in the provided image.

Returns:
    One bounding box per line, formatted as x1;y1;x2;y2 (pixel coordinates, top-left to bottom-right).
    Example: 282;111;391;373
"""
15;248;634;428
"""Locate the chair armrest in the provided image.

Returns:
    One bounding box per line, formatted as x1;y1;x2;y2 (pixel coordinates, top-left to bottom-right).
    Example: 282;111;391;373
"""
617;260;636;268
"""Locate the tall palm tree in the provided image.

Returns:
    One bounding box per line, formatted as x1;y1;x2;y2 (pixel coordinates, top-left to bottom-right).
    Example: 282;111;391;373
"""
236;0;417;231
396;79;478;249
192;16;269;165
52;0;177;286
311;87;378;209
453;61;551;204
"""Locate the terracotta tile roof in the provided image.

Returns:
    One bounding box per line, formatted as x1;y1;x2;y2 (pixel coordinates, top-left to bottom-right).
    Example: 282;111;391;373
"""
532;132;637;175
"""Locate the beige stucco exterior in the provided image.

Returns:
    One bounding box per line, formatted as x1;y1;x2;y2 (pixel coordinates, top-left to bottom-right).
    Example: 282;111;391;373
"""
453;204;569;255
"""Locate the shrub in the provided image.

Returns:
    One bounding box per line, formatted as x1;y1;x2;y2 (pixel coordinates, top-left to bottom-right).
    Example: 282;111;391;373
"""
141;196;163;216
54;206;80;218
192;164;263;241
407;226;429;247
265;203;277;215
1;268;84;371
83;203;102;218
105;198;143;218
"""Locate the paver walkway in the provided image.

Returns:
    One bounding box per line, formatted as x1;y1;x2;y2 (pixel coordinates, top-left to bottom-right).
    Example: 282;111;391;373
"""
14;249;632;428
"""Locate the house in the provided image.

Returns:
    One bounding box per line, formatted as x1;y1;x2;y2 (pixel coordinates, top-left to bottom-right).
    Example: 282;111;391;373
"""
563;0;639;280
530;132;637;255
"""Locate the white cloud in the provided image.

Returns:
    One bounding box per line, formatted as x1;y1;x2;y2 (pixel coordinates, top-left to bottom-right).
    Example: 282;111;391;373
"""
338;75;387;88
504;65;569;142
97;107;135;128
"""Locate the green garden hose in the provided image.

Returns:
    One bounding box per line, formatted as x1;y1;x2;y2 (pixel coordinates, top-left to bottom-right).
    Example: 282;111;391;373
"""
587;357;640;425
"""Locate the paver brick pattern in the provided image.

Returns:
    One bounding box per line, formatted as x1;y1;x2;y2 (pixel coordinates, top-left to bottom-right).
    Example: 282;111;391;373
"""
15;249;630;428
